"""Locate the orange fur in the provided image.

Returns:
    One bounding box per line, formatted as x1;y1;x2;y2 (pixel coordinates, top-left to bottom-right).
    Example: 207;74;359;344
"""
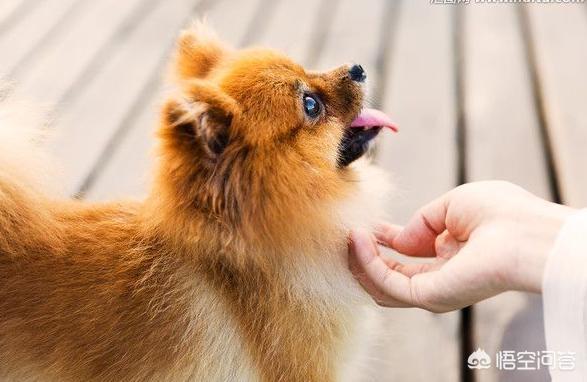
0;23;390;381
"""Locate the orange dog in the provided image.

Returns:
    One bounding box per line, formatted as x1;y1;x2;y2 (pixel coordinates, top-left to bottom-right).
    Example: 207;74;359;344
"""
0;24;395;381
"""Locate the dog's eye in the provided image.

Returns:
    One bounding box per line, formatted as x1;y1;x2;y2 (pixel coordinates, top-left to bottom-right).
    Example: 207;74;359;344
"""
303;94;321;118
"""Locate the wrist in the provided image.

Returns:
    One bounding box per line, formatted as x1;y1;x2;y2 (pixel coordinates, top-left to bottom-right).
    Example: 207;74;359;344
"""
510;203;575;293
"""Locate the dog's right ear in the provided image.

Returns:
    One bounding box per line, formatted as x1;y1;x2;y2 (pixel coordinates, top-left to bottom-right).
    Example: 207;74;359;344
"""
174;21;229;81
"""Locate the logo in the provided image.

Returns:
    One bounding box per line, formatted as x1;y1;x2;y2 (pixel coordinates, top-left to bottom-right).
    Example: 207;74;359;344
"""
467;348;576;370
468;348;492;369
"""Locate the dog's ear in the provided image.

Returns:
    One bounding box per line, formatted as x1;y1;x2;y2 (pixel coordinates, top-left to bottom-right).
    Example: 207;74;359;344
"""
174;21;228;81
166;80;240;158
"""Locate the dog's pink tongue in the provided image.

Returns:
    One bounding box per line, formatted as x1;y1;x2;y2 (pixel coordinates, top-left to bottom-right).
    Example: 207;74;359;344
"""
350;108;398;132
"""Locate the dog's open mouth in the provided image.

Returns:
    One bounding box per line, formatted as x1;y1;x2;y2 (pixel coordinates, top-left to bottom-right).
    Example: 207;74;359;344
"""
337;108;398;167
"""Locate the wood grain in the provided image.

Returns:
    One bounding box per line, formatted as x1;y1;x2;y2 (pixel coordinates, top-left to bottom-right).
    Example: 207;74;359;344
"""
526;4;587;208
11;0;150;104
0;0;81;77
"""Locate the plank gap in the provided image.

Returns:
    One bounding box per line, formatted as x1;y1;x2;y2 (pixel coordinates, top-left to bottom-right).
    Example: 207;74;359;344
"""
518;4;562;204
371;0;402;109
73;68;161;199
9;0;89;78
58;0;162;106
304;0;340;68
454;5;475;382
239;0;279;47
0;0;34;36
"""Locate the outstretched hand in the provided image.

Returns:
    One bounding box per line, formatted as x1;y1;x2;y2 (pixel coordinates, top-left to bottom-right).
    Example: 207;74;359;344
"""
348;181;574;313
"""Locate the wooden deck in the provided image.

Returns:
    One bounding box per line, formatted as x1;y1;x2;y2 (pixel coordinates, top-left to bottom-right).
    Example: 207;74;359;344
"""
1;0;586;380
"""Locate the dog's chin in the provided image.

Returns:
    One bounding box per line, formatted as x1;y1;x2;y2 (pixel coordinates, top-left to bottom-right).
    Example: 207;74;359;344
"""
337;126;381;168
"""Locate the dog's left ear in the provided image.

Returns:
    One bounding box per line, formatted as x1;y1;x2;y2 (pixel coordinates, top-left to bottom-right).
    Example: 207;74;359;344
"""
174;21;229;81
166;80;240;158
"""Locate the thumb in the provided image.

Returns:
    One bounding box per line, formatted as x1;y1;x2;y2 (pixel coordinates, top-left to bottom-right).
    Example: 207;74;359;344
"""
349;229;414;306
386;194;451;257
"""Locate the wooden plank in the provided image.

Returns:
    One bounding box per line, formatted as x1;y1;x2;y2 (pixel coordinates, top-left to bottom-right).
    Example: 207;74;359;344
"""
85;0;264;201
462;4;551;382
48;0;201;196
11;0;152;104
0;0;82;77
376;1;460;381
526;4;587;208
84;95;157;201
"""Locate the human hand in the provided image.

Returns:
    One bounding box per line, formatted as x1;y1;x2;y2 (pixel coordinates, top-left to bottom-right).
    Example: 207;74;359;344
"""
348;181;575;313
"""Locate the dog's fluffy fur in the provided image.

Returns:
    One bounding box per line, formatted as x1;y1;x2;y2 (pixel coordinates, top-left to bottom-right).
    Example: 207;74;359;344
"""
0;24;391;381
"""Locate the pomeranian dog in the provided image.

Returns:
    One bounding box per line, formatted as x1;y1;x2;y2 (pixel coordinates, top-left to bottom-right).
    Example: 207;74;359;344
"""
0;24;396;381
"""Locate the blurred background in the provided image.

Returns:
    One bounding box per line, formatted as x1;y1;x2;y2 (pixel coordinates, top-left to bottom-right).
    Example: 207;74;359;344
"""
0;0;585;380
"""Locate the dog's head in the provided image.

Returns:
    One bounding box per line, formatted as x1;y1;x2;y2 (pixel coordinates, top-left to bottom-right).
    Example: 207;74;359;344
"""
154;23;395;243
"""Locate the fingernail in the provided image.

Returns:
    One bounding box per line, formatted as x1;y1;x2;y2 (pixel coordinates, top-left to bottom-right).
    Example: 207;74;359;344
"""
373;224;387;237
373;228;388;244
374;223;402;245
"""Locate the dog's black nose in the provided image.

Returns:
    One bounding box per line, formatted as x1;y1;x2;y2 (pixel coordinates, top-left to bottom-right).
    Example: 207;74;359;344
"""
348;64;366;82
